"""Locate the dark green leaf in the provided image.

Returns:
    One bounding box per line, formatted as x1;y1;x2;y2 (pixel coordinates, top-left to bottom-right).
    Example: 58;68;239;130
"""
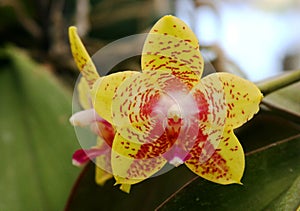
266;174;300;210
262;81;300;122
157;135;300;210
236;110;300;152
65;162;195;211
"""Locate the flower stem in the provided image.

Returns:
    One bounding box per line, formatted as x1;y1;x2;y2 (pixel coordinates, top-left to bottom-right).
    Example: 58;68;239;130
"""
256;69;300;95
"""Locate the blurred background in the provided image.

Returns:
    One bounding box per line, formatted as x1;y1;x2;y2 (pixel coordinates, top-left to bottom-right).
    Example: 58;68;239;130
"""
1;0;300;83
1;0;300;210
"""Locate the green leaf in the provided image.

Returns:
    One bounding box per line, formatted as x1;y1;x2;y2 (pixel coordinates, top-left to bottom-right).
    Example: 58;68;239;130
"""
65;162;195;211
266;174;300;210
157;135;300;210
0;47;80;211
262;81;300;121
236;110;300;152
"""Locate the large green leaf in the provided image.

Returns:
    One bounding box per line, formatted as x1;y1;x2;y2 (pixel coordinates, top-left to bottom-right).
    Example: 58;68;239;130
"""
236;110;300;152
157;135;300;210
65;161;195;211
0;47;80;210
266;174;300;210
262;81;300;121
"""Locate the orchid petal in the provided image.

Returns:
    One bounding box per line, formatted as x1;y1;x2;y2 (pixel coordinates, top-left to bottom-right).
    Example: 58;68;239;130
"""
111;133;167;184
72;147;104;167
69;26;99;88
202;73;263;129
95;166;113;186
92;71;138;124
72;149;92;166
69;108;97;127
187;74;227;162
119;184;131;193
111;70;197;145
191;73;227;128
77;77;92;109
142;15;203;88
95;137;113;185
185;130;244;184
111;72;166;144
91;119;115;147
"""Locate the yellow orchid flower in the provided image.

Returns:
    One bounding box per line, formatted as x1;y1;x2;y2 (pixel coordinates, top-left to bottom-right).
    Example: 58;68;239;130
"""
69;15;263;193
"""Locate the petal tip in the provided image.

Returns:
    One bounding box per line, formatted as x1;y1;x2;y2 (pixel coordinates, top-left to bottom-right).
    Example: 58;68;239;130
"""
69;115;79;126
120;184;131;193
72;158;84;167
95;170;113;186
160;14;178;21
169;156;184;167
69;26;77;35
69;109;97;127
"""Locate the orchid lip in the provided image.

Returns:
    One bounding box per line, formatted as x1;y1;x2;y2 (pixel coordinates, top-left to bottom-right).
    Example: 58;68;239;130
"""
69;108;98;126
168;156;184;167
72;147;109;166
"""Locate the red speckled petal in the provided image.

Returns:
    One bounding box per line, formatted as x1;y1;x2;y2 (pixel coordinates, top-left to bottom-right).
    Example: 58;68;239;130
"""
111;133;167;184
92;71;139;124
193;73;228;127
111;70;199;145
142;15;203;88
186;74;227;162
111;72;167;144
202;73;263;129
185;130;245;184
69;27;99;88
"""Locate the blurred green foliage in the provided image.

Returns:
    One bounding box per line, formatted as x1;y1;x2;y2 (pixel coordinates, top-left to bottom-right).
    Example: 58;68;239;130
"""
0;46;80;210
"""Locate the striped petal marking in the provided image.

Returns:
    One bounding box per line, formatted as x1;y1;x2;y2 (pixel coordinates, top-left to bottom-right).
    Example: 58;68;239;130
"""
185;130;245;184
111;133;167;184
110;70;202;183
142;15;204;89
210;73;263;129
185;73;262;184
92;71;139;124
